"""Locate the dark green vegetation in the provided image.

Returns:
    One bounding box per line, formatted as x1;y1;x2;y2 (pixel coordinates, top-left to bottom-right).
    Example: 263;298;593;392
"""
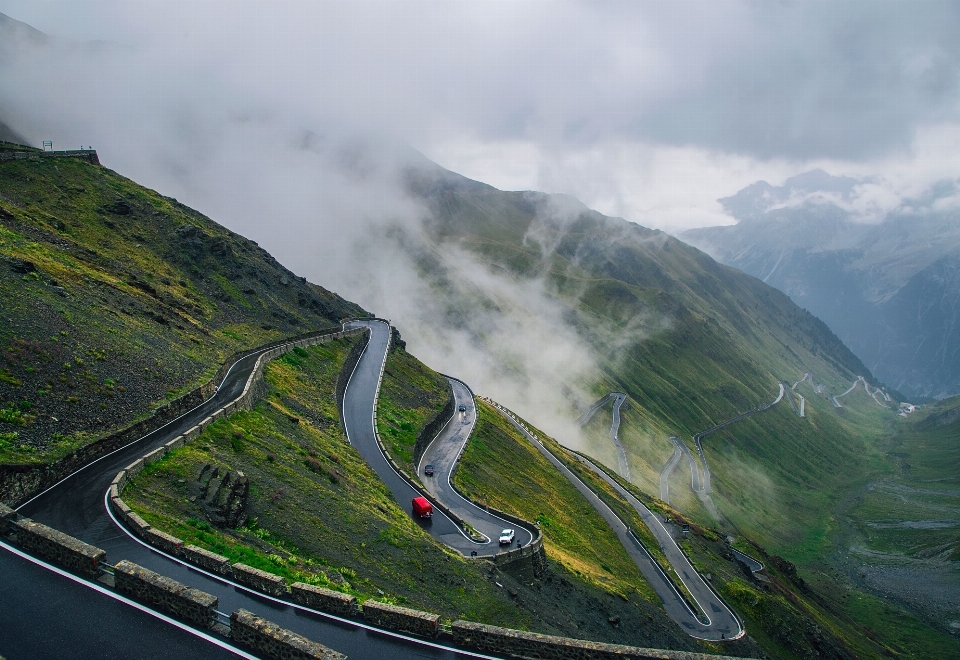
125;339;528;626
456;401;656;599
0;155;362;464
375;343;449;468
831;395;960;645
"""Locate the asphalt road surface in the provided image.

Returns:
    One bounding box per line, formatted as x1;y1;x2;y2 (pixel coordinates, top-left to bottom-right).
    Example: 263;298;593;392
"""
6;326;497;660
343;320;534;557
417;377;534;551
578;393;630;479
610;394;630;480
658;437;684;503
485;400;743;642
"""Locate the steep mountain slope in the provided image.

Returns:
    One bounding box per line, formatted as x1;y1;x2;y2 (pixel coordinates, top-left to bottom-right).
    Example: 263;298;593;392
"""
0;148;362;465
391;160;879;554
682;170;960;400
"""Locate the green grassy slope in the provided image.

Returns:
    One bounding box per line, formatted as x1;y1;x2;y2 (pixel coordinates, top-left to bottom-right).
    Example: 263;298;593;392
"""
124;339;528;625
375;342;450;469
829;395;960;642
404;164;879;553
455;401;655;599
453;400;740;655
0;155;363;464
460;401;960;660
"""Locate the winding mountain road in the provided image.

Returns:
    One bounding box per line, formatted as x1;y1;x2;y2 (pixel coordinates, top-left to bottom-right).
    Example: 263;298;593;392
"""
485;400;743;642
659;437;688;503
342;320;534;556
3;316;749;656
692;383;784;495
416;376;534;550
4;325;493;660
578;393;630;479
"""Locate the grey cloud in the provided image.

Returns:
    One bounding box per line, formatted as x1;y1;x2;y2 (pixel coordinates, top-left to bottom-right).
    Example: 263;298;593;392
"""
635;2;960;159
5;1;959;164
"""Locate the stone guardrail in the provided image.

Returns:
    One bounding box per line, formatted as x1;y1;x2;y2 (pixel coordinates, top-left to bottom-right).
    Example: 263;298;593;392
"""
0;321;350;507
362;600;440;638
292;582;358;617
0;149;100;165
231;609;345;660
1;507;351;657
12;517;106;578
114;559;219;629
452;620;746;660
412;386;455;466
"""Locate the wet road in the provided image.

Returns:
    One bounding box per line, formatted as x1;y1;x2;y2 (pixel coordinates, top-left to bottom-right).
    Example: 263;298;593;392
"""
417;377;534;551
5;326;497;660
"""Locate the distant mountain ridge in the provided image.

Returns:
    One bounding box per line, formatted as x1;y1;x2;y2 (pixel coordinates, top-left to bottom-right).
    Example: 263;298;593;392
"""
683;170;960;399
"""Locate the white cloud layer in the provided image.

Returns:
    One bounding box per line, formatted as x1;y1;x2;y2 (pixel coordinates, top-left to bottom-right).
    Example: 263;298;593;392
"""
3;1;960;235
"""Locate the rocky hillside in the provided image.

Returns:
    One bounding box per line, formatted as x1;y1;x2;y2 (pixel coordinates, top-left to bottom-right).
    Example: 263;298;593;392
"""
0;147;363;465
682;169;960;400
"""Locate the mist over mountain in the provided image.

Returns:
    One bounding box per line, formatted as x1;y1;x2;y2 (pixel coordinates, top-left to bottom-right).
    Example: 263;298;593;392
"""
683;170;960;399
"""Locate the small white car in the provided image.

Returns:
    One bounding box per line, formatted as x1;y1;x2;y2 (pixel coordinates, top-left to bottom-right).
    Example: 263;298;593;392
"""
499;529;515;545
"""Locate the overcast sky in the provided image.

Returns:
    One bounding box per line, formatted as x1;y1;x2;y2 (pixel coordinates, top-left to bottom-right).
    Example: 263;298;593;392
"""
2;1;960;231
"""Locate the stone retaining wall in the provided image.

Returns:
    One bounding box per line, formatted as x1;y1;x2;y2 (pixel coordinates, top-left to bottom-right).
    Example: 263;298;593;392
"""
0;385;206;506
452;621;746;660
232;562;286;597
231;608;345;660
183;544;232;575
291;583;358;617
0;149;100;165
0;502;15;534
412;386;455;466
114;559;218;629
361;600;439;638
13;518;106;578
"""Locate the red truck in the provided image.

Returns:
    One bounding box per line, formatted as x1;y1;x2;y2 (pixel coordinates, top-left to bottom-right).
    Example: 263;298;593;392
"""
412;496;433;518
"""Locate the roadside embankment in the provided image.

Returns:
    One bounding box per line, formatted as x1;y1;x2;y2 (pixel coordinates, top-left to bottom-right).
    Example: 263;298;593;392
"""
0;325;360;507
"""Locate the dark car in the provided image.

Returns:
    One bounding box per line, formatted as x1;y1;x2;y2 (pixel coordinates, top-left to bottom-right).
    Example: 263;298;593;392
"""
424;464;435;476
458;404;466;412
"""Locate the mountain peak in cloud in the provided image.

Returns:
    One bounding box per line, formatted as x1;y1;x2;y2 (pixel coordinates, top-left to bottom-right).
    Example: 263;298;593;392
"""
0;12;48;46
719;169;863;221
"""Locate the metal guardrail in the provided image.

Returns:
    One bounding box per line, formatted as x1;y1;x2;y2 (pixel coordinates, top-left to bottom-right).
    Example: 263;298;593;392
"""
213;609;232;628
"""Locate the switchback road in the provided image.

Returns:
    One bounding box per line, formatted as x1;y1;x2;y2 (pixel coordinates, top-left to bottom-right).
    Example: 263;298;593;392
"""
6;325;490;660
484;400;743;642
578;393;630;479
417;377;534;550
